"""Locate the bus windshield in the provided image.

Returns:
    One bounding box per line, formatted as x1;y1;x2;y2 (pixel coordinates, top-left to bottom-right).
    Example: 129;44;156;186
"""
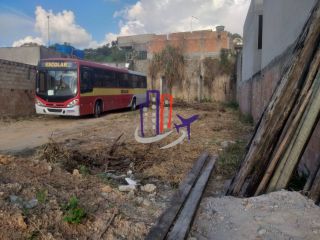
37;70;78;97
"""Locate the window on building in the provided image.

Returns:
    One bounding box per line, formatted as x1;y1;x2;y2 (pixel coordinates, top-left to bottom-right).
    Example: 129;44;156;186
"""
258;15;263;50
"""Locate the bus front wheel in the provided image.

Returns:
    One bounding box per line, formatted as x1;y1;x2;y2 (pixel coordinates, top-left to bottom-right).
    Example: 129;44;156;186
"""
94;101;102;118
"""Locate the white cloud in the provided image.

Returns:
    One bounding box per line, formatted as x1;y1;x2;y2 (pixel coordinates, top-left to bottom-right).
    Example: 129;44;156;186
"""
11;6;96;48
106;0;250;41
12;36;44;47
8;1;251;49
34;6;93;48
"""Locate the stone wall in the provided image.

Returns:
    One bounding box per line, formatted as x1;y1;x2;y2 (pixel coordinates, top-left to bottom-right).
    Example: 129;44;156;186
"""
0;59;36;117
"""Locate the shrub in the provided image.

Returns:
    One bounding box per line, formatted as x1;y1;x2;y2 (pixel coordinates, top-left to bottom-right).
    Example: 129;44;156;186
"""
36;189;48;204
62;196;86;224
223;101;239;110
216;141;247;176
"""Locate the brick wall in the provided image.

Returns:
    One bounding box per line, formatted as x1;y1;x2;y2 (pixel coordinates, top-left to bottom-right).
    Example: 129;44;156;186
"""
148;30;231;57
0;59;36;117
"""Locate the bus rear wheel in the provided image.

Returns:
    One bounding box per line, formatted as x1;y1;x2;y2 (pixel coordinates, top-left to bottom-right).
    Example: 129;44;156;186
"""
94;101;102;118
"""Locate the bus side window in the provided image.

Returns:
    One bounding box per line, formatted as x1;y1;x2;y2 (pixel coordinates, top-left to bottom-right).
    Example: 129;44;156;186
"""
93;69;103;87
132;75;138;88
137;76;146;88
80;68;93;93
119;73;130;88
126;74;131;88
138;76;143;88
103;70;116;88
142;76;147;88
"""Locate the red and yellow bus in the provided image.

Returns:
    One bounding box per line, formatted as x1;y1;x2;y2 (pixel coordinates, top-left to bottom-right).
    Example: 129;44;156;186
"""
35;58;147;117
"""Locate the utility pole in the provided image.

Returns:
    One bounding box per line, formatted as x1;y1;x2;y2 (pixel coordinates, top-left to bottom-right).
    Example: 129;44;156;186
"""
190;15;202;101
47;15;50;47
190;16;199;32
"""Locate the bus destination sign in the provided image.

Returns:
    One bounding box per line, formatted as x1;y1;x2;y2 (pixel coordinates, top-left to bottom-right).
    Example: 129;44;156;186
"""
41;61;77;68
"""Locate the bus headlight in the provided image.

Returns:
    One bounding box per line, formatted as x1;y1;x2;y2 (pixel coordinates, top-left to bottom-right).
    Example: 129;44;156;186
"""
67;99;79;108
35;99;45;106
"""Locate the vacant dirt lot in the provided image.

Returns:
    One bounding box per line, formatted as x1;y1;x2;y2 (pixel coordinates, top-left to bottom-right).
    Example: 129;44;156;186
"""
0;102;253;239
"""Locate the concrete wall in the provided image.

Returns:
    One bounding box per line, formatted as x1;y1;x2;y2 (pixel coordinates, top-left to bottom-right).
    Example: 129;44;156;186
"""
238;0;316;119
0;46;64;66
134;57;235;103
121;29;235;102
0;59;36;117
241;0;316;82
241;0;263;82
0;47;40;66
261;0;317;68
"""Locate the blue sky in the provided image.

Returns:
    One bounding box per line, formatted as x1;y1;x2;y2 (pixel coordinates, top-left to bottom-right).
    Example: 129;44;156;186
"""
0;0;250;49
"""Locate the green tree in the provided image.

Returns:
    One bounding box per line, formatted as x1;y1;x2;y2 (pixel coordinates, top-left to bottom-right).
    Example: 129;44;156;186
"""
84;43;126;63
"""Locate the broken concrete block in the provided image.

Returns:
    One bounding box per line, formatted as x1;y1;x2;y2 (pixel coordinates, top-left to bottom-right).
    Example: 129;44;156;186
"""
118;185;136;192
141;184;156;193
72;169;81;176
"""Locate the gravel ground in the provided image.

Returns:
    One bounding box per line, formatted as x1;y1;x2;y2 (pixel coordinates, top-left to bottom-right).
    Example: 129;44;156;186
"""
191;190;320;240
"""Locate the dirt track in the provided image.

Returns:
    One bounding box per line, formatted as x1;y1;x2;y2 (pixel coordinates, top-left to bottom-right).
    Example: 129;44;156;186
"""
0;111;137;154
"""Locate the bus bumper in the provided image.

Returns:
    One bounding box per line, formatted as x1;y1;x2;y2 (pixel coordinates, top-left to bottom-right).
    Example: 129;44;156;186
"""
35;105;80;116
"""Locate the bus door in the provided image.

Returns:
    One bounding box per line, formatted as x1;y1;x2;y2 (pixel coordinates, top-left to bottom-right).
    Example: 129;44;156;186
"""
119;72;132;108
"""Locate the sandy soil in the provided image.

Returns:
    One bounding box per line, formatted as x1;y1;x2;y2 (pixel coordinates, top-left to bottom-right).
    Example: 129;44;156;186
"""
0;102;253;239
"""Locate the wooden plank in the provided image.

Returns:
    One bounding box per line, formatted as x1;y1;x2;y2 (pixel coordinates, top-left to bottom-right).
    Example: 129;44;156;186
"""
244;9;320;196
269;71;320;191
167;156;217;240
309;166;320;203
227;1;320;196
145;152;209;240
254;49;320;195
304;160;320;193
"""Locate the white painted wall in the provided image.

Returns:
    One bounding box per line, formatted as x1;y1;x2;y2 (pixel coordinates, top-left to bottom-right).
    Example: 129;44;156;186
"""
261;0;317;68
0;46;64;66
0;47;40;66
241;0;263;82
241;0;317;81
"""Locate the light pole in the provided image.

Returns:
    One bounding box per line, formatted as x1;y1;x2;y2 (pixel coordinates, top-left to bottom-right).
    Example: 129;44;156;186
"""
190;15;199;32
47;15;50;47
190;16;203;101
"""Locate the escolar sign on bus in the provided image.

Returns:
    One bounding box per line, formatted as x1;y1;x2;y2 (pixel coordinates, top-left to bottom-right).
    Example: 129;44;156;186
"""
44;62;69;68
42;61;77;68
